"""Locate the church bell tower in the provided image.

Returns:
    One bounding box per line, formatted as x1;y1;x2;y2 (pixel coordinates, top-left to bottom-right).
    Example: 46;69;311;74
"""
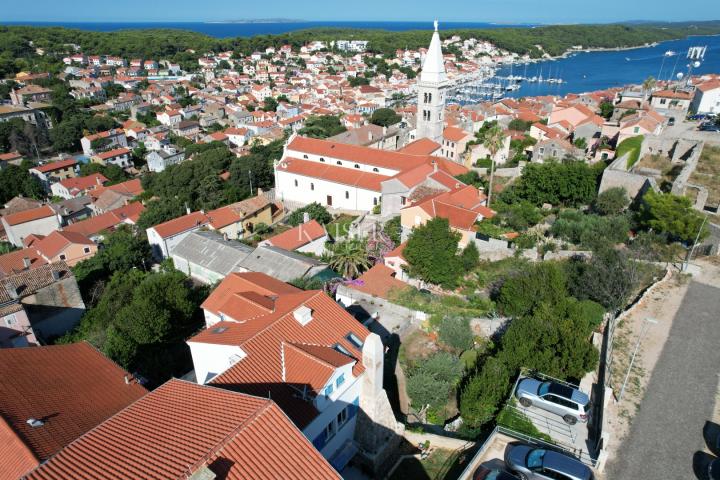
416;20;448;143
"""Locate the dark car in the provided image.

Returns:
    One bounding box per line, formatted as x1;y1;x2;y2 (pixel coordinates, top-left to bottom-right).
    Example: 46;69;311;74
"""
473;465;521;480
668;117;675;126
710;458;720;480
699;123;720;132
504;444;594;480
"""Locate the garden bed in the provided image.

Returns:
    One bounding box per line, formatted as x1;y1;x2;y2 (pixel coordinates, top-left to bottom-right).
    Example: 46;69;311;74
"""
690;144;720;207
327;214;358;238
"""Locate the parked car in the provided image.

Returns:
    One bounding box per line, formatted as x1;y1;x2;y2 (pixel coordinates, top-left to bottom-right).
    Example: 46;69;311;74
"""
668;117;675;126
504;444;594;480
515;378;590;425
710;458;720;480
473;465;521;480
699;123;720;132
688;113;709;121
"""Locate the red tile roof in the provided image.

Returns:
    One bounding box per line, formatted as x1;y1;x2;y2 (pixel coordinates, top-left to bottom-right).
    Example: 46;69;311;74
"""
280;157;387;192
287;135;429;171
0;343;146;478
150;211;209;238
398;138;441;155
33;230;94;259
57;173;108;193
192;273;369;427
265;220;326;250
31;159;77;174
2;205;56;226
64;202;144;237
443;126;471;142
95;147;130;160
25;379;340;480
349;264;410;299
0;247;47;277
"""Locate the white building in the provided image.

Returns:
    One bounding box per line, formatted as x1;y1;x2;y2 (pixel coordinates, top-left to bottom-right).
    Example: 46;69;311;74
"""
187;272;402;474
146;211;209;260
416;21;449;143
275;134;469;214
146;145;185;173
692;79;720;114
1;205;62;247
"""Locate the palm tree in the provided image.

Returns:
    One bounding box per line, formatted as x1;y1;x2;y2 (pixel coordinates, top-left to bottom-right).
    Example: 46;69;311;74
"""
328;239;372;279
642;76;657;100
482;124;505;207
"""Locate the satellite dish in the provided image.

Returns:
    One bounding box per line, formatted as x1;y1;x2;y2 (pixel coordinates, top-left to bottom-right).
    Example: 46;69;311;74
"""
677;73;684;80
694;61;701;68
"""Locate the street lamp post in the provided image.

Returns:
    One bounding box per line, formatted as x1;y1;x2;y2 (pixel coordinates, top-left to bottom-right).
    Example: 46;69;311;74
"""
618;317;658;402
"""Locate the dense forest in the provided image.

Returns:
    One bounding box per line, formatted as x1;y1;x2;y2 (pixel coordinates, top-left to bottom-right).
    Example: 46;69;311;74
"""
1;21;720;77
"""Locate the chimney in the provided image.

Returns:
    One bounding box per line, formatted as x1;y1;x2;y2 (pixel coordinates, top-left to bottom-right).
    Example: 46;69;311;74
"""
185;204;191;215
26;418;44;428
4;283;19;300
368;131;373;142
124;374;130;385
22;257;31;269
293;305;312;326
303;212;310;224
51;270;61;281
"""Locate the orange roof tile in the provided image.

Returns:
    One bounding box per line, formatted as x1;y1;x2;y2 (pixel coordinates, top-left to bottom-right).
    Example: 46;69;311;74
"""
266;220;327;250
349;264;410;299
33;230;94;259
25;379;339;480
443;126;471;142
64;202;144;237
288;136;429;171
398;138;441;155
31;159;77;174
192;273;369;428
280;157;387;192
2;205;56;226
150;211;209;238
0;343;146;478
0;248;47;277
95;147;130;160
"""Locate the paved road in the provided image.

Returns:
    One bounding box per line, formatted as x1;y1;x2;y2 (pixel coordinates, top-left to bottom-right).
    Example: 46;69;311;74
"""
607;281;720;479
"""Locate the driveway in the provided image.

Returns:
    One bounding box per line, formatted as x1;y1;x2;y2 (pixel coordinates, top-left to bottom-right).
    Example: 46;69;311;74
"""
606;280;720;479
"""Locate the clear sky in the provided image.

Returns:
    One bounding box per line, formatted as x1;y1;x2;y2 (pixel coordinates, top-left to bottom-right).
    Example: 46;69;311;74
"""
3;0;719;24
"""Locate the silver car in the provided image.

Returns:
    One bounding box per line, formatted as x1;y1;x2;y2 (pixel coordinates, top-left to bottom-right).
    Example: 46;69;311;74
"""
504;444;594;480
515;378;590;425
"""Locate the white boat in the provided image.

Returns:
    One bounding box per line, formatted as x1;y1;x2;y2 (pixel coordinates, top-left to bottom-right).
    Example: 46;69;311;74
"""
664;50;676;57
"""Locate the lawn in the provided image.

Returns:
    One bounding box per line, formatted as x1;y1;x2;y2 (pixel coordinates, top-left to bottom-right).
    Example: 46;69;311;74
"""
389;448;461;480
616;135;644;169
327;214;358;238
690;144;720;207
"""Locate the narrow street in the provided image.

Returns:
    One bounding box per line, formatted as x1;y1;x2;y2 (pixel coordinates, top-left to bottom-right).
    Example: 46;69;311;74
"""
607;278;720;479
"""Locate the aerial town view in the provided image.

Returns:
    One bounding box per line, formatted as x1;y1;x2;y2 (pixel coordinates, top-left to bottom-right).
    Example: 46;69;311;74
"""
1;0;720;478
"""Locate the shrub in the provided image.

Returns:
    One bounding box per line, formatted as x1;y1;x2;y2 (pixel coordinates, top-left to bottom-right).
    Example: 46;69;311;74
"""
550;210;630;250
459;357;512;427
496;262;568;317
438;316;474;353
594;187;630;215
286;202;332;226
406;352;464;412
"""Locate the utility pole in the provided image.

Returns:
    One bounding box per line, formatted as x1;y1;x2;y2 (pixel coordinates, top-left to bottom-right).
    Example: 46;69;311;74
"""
248;170;253;196
618;317;658;402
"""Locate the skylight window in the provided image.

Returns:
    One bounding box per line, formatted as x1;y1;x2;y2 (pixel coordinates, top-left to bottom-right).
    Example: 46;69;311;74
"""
346;333;363;349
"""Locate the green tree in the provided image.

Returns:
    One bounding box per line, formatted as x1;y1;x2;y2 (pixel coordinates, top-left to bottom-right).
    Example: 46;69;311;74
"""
0;163;44;204
286;202;332;226
501;161;601;207
79;162;128;184
404;218;463;289
594;187;630;216
496;262;568;317
639;191;709;244
262;96;279;112
135;197;187;231
327;238;372;279
460;242;480;270
298;115;346;139
567;248;641;312
406;351;464;413
573;137;588;150
459;357;512;427
383;216;402;245
369;108;401;127
599;101;614;119
438;316;474;353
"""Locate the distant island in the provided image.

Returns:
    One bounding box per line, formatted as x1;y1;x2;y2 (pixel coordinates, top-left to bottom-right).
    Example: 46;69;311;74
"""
206;18;305;24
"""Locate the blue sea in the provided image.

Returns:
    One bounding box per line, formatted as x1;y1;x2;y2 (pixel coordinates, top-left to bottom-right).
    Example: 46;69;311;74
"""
3;21;720;97
497;34;720;98
1;21;529;37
